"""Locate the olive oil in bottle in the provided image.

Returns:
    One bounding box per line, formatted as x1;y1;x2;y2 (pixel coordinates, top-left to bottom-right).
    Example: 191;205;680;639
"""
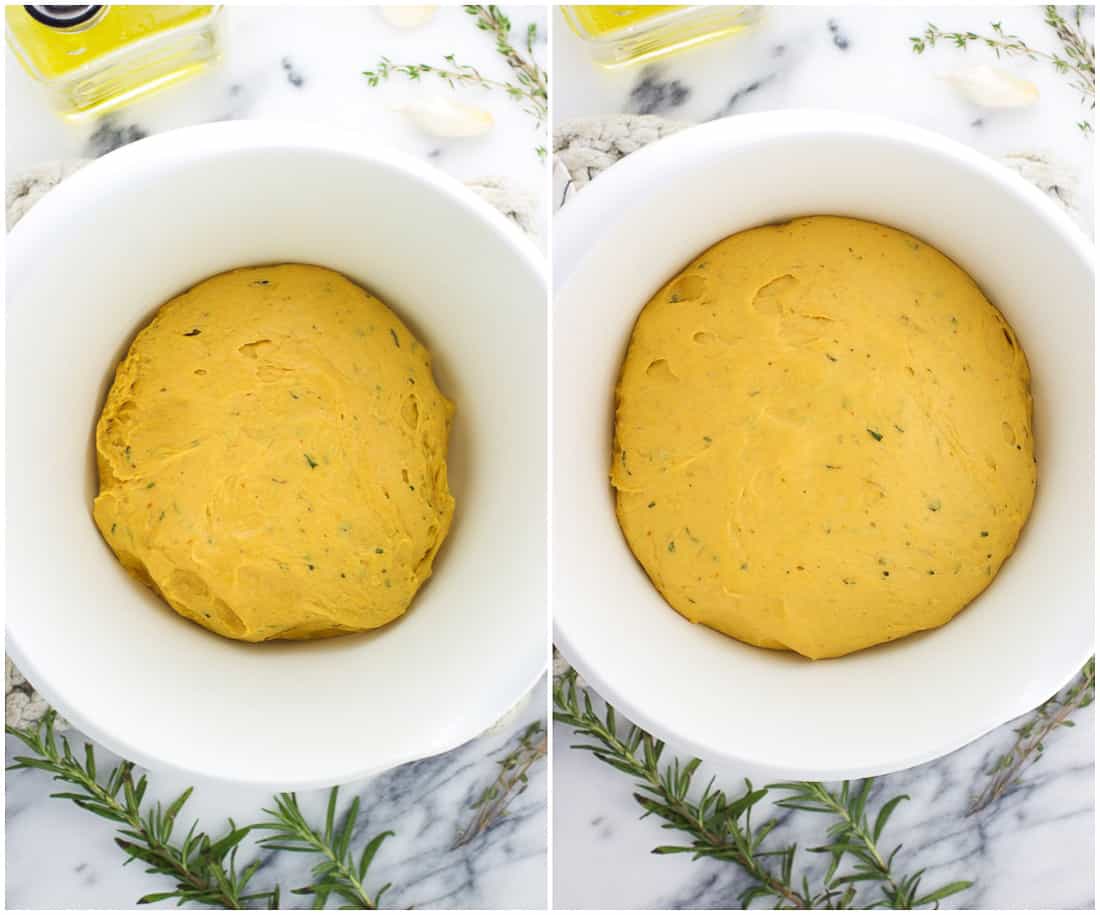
561;5;759;68
6;5;222;119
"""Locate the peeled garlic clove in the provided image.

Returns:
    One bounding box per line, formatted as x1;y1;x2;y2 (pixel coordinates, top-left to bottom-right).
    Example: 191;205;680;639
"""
379;6;436;29
941;65;1039;108
398;97;494;138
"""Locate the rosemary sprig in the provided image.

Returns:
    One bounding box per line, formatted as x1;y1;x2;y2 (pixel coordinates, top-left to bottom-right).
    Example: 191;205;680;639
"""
6;711;278;909
363;5;548;156
910;5;1095;132
454;719;547;848
772;782;972;909
258;788;393;909
553;668;971;909
969;657;1095;815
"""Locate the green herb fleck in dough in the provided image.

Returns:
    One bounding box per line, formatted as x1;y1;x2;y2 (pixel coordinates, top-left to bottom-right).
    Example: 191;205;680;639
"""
390;328;400;348
867;428;884;442
668;541;676;553
928;499;942;512
304;453;318;469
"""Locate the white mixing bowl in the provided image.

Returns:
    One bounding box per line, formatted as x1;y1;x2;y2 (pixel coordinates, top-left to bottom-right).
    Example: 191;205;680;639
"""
7;121;547;788
553;111;1093;779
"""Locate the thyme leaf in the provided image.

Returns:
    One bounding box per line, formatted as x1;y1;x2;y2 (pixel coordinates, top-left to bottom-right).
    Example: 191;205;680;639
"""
363;5;547;157
453;719;547;848
911;6;1095;133
969;657;1095;814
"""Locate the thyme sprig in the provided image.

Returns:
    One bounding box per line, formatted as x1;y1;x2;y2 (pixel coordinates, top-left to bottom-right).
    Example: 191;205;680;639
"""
454;719;547;848
911;5;1095;132
6;711;278;909
969;657;1095;815
553;668;971;909
363;5;548;156
258;789;393;909
463;4;548;126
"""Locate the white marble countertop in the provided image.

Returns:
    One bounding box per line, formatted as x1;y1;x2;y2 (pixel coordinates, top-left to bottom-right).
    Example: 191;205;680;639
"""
5;6;547;909
554;5;1093;233
553;5;1093;910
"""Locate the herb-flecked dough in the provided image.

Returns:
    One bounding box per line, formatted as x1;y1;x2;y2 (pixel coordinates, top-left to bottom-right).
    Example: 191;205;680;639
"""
93;264;455;641
613;216;1036;660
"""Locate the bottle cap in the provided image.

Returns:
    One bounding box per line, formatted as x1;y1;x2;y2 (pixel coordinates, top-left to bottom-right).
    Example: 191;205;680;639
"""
24;5;104;29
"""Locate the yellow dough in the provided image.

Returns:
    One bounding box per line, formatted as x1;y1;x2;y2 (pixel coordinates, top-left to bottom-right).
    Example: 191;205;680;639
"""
94;264;455;641
613;217;1035;659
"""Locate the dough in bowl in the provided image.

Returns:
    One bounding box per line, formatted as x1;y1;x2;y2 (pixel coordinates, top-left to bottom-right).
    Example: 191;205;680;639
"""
94;264;455;641
613;216;1035;659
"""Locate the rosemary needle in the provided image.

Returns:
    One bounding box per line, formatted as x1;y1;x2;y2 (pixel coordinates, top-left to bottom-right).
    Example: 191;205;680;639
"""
553;667;973;909
6;711;278;909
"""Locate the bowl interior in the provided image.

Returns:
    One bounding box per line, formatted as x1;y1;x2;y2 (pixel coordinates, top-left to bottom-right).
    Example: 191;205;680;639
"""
7;124;546;787
553;114;1093;779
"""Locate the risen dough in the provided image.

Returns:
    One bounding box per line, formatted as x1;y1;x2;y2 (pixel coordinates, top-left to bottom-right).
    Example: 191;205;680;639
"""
613;217;1035;659
94;264;454;641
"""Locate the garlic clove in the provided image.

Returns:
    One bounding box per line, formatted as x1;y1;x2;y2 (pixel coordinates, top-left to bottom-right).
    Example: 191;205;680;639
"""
379;6;437;29
397;97;494;138
941;65;1039;108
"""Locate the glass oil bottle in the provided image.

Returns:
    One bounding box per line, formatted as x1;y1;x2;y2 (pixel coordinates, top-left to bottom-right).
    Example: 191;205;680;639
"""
561;5;760;68
6;5;223;119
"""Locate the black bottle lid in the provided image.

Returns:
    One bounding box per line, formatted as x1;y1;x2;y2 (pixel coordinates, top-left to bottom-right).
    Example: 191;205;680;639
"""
24;5;104;28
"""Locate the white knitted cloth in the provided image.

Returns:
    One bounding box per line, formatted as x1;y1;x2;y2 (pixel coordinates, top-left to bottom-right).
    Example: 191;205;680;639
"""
4;160;536;731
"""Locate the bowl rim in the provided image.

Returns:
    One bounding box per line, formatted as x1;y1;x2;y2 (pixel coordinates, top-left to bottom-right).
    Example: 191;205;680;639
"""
6;120;548;789
552;109;1094;780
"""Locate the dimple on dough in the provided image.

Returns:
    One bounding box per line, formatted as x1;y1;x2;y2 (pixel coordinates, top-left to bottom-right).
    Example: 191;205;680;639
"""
613;216;1035;660
93;264;455;642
